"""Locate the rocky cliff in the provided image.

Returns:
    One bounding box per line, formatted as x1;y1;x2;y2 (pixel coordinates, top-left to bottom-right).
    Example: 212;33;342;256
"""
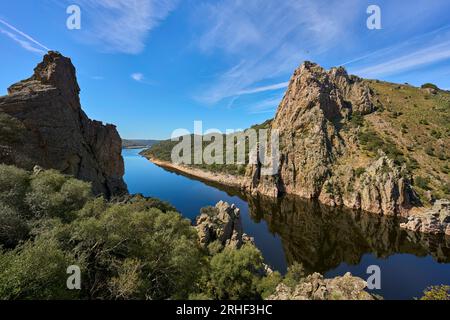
245;62;419;216
0;51;127;197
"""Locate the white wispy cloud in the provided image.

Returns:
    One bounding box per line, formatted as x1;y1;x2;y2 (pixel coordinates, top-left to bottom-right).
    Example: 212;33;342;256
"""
0;18;49;54
66;0;178;54
131;73;145;82
352;41;450;78
247;95;284;114
194;0;360;104
237;82;289;96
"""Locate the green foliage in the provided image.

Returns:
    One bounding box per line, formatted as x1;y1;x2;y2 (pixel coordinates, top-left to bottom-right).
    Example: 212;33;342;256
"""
442;183;450;196
421;83;440;91
354;167;366;178
206;244;264;300
0;113;26;143
0;237;79;300
283;262;306;288
350;113;364;127
420;285;450;300
358;129;406;165
0;165;206;300
62;202;202;300
0;165;30;211
0;203;29;248
415;176;431;190
25;170;92;221
257;271;282;299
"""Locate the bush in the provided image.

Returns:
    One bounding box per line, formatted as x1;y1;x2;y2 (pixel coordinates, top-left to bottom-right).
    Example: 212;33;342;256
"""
283;262;306;288
257;271;282;299
420;285;450;300
207;244;264;300
0;237;79;300
0;165;30;211
415;176;431;190
421;83;440;91
25;170;91;221
64;203;202;300
0;203;29;248
354;168;366;178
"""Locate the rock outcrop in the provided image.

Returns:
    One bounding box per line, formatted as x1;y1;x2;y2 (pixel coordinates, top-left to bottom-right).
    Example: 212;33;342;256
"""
0;51;127;197
244;62;416;216
267;272;375;300
195;201;254;249
401;200;450;236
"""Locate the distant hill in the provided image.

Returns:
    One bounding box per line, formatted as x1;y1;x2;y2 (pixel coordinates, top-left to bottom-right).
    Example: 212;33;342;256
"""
122;139;160;149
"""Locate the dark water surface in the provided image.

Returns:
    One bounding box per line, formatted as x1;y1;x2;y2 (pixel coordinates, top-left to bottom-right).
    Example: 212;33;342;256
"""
123;148;450;300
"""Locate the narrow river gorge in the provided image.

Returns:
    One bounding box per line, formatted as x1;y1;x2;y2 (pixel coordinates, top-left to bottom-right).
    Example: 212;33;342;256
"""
123;148;450;300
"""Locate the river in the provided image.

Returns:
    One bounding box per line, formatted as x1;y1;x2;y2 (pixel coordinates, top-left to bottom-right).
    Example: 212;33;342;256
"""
123;148;450;300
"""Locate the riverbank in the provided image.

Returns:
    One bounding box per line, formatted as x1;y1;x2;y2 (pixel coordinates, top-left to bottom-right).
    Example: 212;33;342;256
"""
146;156;247;190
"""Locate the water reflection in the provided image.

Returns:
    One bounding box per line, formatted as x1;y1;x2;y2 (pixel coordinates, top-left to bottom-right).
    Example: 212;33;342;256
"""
245;193;450;274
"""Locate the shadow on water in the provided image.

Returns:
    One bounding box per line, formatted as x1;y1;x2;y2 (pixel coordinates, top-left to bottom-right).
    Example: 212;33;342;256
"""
123;148;450;300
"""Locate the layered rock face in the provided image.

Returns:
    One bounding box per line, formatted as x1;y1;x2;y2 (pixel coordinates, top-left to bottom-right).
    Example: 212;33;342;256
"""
267;272;375;300
0;52;127;197
195;201;254;249
245;62;416;216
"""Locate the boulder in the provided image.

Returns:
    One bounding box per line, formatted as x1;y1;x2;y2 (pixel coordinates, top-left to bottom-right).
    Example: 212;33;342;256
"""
195;201;254;249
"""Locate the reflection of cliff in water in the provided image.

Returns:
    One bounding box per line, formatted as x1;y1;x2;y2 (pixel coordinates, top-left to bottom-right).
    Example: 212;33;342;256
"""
151;163;450;274
245;194;450;274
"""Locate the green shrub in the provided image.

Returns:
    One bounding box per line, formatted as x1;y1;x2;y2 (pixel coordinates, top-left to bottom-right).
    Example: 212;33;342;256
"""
0;203;29;248
25;170;91;221
420;285;450;300
283;262;306;288
421;83;440;91
0;237;79;300
257;271;282;299
0;165;30;211
354;168;366;178
207;244;264;300
415;176;431;190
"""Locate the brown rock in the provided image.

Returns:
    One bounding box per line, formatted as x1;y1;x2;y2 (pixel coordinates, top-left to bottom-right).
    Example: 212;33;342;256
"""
0;52;127;197
244;61;415;216
195;201;254;249
267;272;375;300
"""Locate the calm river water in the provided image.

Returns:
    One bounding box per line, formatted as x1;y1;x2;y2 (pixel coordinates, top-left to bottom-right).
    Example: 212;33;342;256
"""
123;148;450;300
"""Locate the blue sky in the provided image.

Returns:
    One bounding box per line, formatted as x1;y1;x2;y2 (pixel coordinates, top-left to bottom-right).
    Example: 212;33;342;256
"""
1;0;450;139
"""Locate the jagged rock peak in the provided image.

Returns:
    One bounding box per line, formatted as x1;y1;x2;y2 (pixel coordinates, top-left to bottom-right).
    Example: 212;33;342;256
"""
8;51;80;98
0;52;127;197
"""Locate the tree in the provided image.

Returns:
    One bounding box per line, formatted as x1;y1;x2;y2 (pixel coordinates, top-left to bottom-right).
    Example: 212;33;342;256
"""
25;169;91;221
0;165;29;212
207;244;264;300
0;237;79;300
0;203;29;248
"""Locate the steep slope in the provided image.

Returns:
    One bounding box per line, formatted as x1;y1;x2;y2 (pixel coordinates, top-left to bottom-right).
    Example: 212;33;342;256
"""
246;62;418;216
0;51;127;197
